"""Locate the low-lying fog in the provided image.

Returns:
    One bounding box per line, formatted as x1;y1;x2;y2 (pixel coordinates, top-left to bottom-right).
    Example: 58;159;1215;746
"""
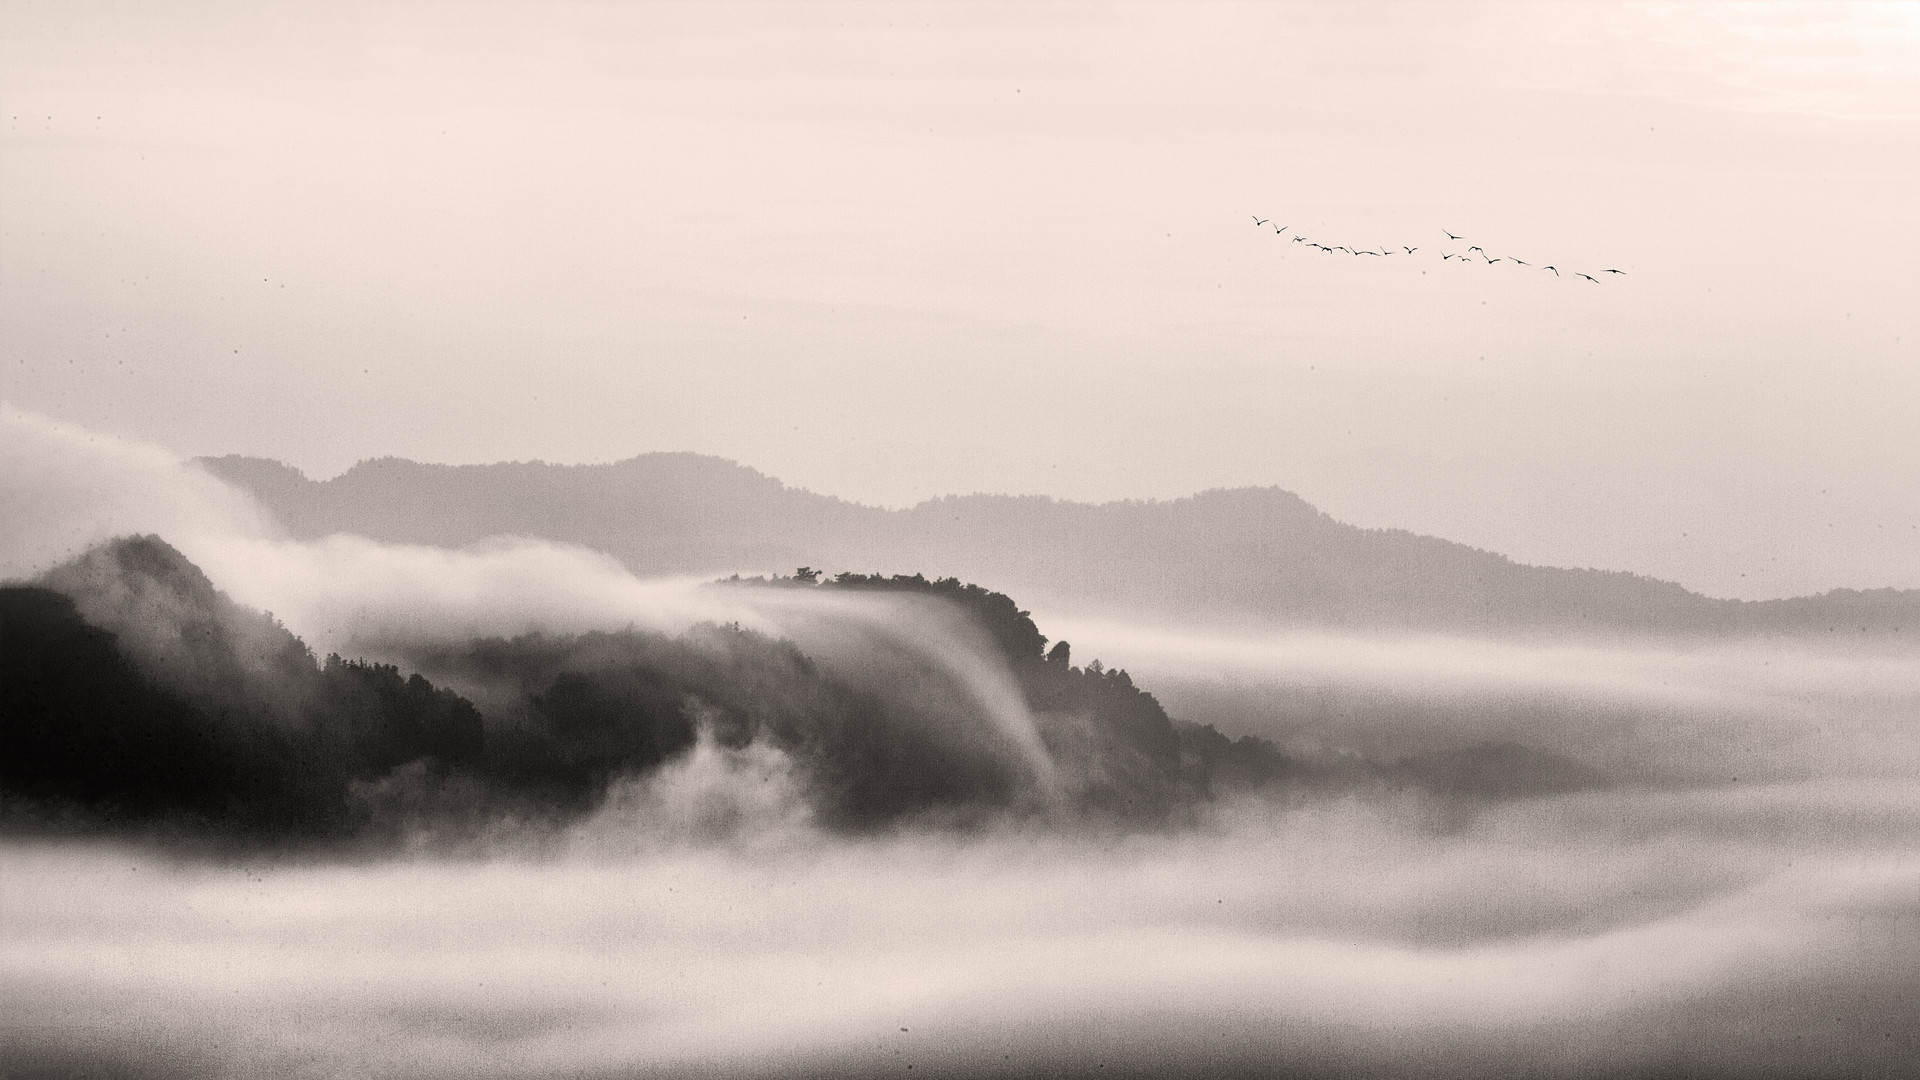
8;777;1918;1078
5;407;1918;1078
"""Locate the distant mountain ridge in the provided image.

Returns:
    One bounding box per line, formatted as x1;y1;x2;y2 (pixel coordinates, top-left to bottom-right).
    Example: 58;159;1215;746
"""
198;452;1920;636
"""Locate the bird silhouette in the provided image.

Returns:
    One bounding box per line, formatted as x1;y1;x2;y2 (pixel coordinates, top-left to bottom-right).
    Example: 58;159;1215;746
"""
1245;217;1618;288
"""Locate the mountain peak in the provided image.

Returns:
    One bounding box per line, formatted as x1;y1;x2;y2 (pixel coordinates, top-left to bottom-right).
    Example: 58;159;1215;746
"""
40;533;221;616
37;534;315;710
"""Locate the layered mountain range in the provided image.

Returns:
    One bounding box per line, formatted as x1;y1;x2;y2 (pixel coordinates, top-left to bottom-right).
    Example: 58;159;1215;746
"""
202;453;1920;636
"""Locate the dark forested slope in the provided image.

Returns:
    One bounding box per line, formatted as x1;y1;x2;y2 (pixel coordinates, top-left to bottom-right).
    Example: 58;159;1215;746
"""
2;537;482;837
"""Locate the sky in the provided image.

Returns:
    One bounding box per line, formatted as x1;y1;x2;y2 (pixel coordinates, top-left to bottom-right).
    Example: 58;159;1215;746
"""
3;1;1918;600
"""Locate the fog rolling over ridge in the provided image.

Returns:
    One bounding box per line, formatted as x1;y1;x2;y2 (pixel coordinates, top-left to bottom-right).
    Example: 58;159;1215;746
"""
7;1;1917;1074
5;411;1920;1079
201;452;1920;637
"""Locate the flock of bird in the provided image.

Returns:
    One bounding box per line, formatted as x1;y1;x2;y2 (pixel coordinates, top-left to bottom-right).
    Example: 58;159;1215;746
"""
1252;217;1624;283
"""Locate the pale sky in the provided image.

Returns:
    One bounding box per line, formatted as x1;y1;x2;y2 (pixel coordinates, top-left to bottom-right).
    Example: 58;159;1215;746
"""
3;1;1917;600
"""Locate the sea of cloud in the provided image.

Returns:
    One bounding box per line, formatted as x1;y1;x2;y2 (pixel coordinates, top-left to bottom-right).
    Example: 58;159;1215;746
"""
5;788;1916;1078
4;405;1918;1078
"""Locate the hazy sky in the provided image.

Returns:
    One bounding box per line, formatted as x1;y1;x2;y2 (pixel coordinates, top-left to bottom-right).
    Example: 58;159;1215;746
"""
3;1;1917;599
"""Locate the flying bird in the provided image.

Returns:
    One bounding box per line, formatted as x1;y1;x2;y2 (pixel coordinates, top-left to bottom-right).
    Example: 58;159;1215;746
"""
1244;215;1612;285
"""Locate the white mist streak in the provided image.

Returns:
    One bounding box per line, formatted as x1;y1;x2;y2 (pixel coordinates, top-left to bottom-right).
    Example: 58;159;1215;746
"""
204;534;722;656
1041;614;1920;710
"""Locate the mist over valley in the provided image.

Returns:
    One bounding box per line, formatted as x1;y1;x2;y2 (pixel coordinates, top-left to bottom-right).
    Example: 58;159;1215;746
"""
8;4;1918;1073
4;410;1919;1078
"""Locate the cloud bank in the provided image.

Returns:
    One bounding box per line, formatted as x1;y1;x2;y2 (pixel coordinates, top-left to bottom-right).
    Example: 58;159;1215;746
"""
5;794;1916;1078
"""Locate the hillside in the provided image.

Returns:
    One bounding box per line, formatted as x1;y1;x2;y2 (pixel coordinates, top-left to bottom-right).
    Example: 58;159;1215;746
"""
3;536;483;837
198;453;1920;636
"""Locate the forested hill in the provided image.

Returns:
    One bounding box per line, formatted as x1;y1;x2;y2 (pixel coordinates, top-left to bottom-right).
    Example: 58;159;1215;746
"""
199;453;1920;637
1;536;1608;843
